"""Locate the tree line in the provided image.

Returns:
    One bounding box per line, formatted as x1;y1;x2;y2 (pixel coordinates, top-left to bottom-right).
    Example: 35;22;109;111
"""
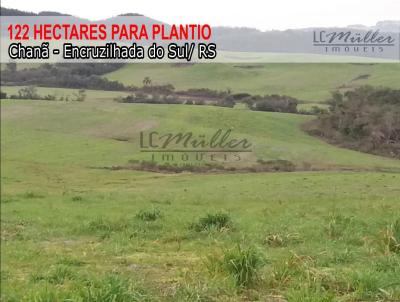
305;86;400;158
1;63;126;91
2;63;300;113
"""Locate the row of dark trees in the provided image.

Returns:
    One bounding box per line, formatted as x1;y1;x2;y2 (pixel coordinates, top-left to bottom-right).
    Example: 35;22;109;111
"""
2;63;126;91
117;90;300;111
243;95;298;113
2;63;300;113
1;86;86;101
307;86;400;158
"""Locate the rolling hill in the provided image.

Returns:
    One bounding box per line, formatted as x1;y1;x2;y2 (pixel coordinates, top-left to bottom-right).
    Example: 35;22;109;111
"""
105;63;400;102
1;93;399;171
2;95;400;301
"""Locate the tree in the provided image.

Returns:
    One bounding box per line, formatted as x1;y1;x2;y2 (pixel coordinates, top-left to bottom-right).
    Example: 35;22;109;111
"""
310;86;400;158
142;77;152;87
73;89;86;102
18;86;39;99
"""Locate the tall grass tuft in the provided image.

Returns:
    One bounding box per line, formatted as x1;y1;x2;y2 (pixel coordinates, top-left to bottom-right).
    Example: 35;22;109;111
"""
136;208;162;222
381;218;400;254
81;274;148;302
325;213;352;239
27;286;66;302
30;265;76;285
190;212;232;232
221;245;264;288
81;217;129;239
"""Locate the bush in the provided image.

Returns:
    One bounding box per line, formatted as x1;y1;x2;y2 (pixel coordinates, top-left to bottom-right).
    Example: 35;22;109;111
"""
307;86;400;158
84;217;128;238
194;99;206;105
136;208;162;221
215;96;236;108
7;87;59;101
231;93;252;100
251;96;298;113
118;93;181;104
256;159;296;172
18;86;40;99
176;88;228;98
190;212;232;232
72;89;86;102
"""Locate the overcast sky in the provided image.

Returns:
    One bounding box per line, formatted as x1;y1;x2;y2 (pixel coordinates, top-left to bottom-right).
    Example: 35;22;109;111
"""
2;0;399;30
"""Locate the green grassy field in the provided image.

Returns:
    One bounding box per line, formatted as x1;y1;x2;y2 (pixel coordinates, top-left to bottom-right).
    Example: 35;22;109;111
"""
1;95;400;301
105;63;400;102
1;97;399;170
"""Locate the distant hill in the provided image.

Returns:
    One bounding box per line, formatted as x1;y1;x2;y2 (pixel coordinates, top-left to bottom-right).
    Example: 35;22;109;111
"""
0;7;37;16
118;13;143;17
0;7;70;16
1;6;398;58
374;20;400;32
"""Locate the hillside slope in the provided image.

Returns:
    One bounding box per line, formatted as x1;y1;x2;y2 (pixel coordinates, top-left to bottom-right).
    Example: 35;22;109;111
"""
2;96;400;301
1;98;399;171
105;63;400;102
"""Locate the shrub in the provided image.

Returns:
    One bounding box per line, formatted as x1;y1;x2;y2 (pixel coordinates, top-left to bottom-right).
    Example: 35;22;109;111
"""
256;159;296;172
84;217;128;237
215;96;236;108
307;86;400;158
248;94;298;113
190;212;232;232
22;191;44;199
42;94;57;101
231;93;251;100
17;86;40;99
176;88;227;98
72;89;86;102
136;208;162;222
194;99;205;105
71;195;83;202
